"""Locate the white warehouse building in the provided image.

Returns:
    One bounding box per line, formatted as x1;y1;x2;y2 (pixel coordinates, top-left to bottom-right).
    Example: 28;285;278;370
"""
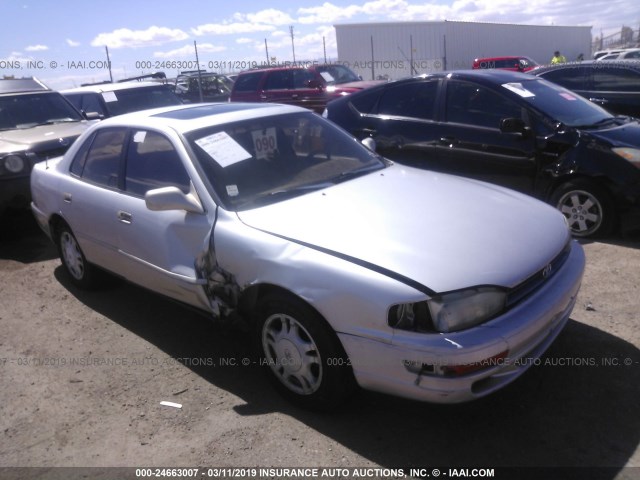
334;21;592;81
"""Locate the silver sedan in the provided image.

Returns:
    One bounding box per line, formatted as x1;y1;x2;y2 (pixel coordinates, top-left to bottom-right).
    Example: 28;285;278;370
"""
31;103;585;410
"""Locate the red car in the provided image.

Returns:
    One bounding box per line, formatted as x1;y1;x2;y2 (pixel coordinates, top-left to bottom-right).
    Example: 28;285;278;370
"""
472;56;538;72
229;64;382;113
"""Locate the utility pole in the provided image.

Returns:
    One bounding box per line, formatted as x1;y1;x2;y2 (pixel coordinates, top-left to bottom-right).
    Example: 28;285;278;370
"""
290;26;296;63
104;46;113;82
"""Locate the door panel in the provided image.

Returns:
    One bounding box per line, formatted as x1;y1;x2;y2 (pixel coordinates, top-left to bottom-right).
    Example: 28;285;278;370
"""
436;79;538;193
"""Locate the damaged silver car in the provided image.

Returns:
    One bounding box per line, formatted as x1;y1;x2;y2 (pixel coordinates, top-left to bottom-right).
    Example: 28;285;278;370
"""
31;103;585;409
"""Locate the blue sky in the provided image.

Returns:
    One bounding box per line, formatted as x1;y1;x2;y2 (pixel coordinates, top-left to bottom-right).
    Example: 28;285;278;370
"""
1;0;637;88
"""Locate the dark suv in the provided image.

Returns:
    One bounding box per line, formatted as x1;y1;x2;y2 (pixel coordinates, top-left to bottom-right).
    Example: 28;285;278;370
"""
174;70;234;103
0;78;94;214
229;64;382;112
531;60;640;118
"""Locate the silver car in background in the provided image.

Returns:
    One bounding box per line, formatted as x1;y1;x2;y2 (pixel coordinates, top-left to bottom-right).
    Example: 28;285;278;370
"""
31;103;585;409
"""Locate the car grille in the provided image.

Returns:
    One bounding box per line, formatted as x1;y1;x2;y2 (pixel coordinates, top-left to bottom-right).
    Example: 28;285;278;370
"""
506;240;572;307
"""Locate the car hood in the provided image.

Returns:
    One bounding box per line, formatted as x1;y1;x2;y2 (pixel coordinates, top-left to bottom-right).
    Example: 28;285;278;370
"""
0;121;90;155
331;80;385;93
581;118;640;147
237;164;570;293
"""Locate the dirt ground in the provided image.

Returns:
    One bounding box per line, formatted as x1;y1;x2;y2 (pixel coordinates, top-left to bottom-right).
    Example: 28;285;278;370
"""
0;209;638;480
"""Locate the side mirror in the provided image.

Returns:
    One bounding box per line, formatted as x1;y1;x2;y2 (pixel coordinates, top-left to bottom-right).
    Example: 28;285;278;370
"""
83;111;103;121
145;185;204;214
500;117;529;136
361;137;376;151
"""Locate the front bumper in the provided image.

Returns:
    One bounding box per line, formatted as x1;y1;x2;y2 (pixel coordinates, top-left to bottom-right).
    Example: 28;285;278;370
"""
339;240;586;403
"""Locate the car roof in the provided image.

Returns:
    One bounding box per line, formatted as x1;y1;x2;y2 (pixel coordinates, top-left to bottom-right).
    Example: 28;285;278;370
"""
532;60;640;74
61;81;170;94
0;77;50;94
90;102;308;135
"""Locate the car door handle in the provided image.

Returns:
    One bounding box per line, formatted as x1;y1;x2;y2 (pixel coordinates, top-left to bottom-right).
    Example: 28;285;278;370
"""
589;97;609;104
63;193;72;203
291;94;299;99
360;127;377;135
117;210;132;224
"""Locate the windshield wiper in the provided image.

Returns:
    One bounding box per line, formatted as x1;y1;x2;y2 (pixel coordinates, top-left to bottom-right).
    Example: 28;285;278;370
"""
239;182;334;209
332;163;382;183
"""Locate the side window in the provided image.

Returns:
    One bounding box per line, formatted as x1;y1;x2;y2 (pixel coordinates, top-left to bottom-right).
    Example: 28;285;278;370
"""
592;67;640;92
377;80;438;120
233;72;263;92
349;88;381;114
264;71;293;90
446;81;521;129
293;69;315;89
79;93;106;117
81;128;127;187
625;51;640;59
124;130;191;196
69;131;96;177
540;67;588;89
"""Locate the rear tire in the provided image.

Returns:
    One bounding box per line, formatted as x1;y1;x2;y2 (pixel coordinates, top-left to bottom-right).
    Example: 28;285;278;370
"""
550;179;614;238
255;293;356;410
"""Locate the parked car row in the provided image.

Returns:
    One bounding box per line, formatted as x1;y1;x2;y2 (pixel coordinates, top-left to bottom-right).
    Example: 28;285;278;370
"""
15;55;640;409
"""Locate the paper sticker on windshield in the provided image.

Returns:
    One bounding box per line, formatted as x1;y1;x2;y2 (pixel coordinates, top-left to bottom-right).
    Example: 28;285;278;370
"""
133;131;147;143
102;91;118;103
560;92;577;101
502;83;535;98
226;185;239;197
251;127;277;160
195;132;251;168
319;72;335;82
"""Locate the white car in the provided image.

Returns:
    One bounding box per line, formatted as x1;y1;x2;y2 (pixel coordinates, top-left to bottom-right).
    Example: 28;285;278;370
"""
31;103;585;409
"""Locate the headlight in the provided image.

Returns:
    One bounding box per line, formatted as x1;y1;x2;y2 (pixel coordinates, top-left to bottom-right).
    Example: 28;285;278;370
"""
612;147;640;168
389;288;506;334
428;287;507;333
3;154;26;174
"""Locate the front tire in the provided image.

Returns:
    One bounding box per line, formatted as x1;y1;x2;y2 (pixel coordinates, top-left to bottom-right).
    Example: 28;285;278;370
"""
56;224;101;289
550;179;614;238
256;294;356;410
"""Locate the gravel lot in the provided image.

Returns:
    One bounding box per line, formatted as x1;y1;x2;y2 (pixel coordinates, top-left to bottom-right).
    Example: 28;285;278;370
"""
0;209;638;480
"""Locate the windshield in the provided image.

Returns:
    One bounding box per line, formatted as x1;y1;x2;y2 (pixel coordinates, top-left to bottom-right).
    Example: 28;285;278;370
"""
501;78;613;127
315;65;361;85
185;111;386;210
104;85;183;116
0;92;83;130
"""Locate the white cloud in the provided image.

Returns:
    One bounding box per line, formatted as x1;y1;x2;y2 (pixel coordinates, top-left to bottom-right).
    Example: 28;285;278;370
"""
66;39;81;47
236;37;253;44
91;26;189;49
191;22;275;36
243;8;295;25
153;43;227;58
25;44;48;51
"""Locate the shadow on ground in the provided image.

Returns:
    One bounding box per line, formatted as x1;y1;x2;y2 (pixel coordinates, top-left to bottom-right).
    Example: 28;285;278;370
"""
0;210;57;263
56;267;640;477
